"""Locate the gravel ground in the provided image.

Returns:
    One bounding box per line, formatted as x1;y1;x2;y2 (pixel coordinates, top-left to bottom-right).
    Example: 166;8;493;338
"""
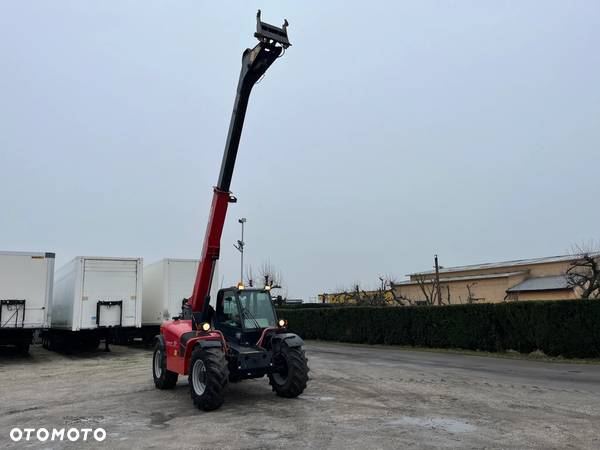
1;341;599;449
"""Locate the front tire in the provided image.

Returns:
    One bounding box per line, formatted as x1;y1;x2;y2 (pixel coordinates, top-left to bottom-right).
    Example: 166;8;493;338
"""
153;342;178;389
188;347;229;411
268;345;309;398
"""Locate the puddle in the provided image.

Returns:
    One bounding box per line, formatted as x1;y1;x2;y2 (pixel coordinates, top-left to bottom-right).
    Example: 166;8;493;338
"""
6;406;41;415
302;395;335;401
387;416;476;433
245;428;281;439
149;411;176;429
63;415;105;425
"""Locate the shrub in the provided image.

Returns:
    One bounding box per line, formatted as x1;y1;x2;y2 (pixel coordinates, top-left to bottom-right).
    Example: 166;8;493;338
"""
276;300;600;358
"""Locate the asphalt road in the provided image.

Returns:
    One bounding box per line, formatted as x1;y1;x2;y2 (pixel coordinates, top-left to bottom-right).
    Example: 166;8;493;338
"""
1;341;599;449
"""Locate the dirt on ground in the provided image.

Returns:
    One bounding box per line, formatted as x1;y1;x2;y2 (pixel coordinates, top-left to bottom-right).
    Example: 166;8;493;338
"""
1;341;599;449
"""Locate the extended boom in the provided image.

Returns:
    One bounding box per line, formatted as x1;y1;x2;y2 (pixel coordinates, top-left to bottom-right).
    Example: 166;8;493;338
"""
188;11;290;327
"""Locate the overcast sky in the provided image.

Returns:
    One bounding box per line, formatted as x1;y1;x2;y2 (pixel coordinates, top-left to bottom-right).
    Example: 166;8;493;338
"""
1;1;599;301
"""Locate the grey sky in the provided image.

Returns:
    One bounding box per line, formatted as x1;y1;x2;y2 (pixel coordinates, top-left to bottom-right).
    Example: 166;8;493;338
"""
1;1;599;301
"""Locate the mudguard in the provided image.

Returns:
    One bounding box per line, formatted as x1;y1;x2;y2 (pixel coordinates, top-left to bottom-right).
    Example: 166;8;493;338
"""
182;335;225;374
154;334;165;349
272;333;304;348
193;339;223;349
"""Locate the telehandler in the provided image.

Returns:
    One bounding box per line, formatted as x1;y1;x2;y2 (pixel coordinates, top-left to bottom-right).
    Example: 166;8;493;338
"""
153;11;309;411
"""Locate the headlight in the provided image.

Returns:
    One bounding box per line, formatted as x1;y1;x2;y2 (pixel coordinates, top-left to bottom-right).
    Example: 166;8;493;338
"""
201;322;211;332
278;319;287;328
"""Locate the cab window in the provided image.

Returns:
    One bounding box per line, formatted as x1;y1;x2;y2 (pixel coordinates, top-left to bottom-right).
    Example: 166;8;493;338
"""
221;292;241;327
238;291;276;329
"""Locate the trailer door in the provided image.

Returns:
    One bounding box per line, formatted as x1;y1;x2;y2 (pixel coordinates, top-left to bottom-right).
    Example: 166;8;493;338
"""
166;260;199;320
0;253;49;328
81;259;139;329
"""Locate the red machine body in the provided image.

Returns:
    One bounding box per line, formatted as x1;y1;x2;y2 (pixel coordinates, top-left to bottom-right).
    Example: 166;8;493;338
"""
160;320;224;374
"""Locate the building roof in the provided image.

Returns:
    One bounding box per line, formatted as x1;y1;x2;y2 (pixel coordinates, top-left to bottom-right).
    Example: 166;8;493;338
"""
506;276;571;293
394;271;527;286
407;253;600;277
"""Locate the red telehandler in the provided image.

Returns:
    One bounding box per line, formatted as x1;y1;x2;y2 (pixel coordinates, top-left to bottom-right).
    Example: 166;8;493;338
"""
152;11;309;411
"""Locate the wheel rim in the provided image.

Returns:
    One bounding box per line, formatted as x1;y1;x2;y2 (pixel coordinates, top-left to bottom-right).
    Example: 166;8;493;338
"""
192;360;207;395
154;349;163;378
272;353;289;385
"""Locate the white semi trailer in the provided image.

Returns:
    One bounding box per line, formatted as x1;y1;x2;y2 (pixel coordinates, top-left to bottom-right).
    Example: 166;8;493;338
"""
44;256;143;351
0;251;55;353
141;258;219;344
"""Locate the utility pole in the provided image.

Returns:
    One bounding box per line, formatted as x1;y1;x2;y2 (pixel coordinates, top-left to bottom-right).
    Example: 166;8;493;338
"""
434;254;442;306
234;218;246;286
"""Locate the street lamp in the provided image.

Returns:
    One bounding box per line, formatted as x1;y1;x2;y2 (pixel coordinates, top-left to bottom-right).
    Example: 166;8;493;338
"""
234;218;247;286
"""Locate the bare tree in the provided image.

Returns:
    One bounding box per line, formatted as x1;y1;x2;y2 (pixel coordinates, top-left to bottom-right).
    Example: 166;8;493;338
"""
349;283;371;305
259;260;283;289
322;275;413;306
465;282;477;304
245;265;255;287
567;244;600;299
414;274;437;305
326;282;381;306
383;275;413;306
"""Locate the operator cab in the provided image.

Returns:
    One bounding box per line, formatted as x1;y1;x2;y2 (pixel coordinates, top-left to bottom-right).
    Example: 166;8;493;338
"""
214;288;277;345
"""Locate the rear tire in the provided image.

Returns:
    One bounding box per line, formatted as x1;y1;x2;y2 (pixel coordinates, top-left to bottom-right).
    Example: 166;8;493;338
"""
189;347;228;411
268;345;309;398
153;342;178;389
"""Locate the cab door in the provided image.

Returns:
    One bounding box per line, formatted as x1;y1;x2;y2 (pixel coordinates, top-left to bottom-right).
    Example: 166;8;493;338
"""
214;290;241;341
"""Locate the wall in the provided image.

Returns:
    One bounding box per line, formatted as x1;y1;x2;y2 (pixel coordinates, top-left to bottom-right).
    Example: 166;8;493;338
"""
394;261;575;304
321;260;579;306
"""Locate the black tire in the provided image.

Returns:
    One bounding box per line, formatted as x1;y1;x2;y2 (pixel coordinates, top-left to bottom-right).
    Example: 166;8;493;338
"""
268;345;309;398
153;342;178;389
188;347;229;411
16;343;30;355
82;336;100;351
42;333;56;351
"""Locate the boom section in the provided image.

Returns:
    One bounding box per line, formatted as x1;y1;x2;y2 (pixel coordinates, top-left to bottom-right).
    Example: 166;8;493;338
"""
188;12;290;326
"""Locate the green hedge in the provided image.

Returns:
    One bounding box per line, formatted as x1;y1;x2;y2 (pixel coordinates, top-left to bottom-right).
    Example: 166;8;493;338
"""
276;300;600;358
276;303;336;309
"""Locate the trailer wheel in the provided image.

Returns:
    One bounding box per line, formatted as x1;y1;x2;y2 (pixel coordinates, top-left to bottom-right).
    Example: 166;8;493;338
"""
42;333;55;351
82;336;100;351
189;347;228;411
16;343;30;355
268;345;309;398
153;342;178;389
